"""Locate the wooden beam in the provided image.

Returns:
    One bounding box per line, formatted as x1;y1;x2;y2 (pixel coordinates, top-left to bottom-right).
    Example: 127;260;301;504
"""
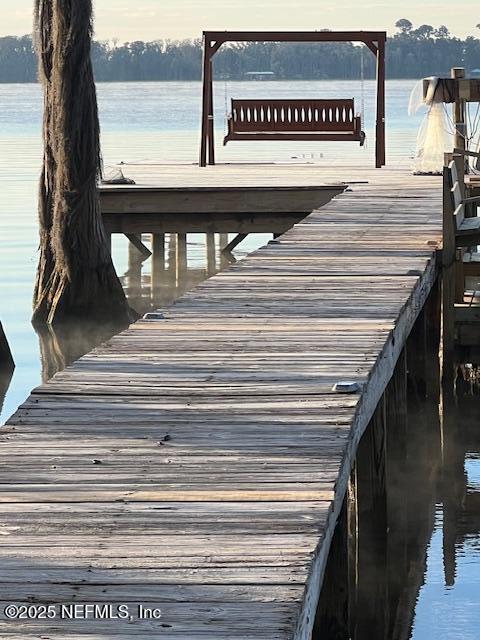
347;467;358;639
385;350;408;637
176;233;187;289
207;59;215;165
364;40;378;56
355;399;388;639
442;165;457;386
313;502;350;639
151;233;165;298
206;233;216;275
222;233;248;253
125;233;152;260
375;38;386;168
210;41;223;54
204;30;387;46
423;77;480;103
452;68;467;171
100;186;342;217
199;39;211;167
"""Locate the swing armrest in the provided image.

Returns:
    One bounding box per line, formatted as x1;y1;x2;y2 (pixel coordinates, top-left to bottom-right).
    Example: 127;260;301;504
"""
463;195;480;204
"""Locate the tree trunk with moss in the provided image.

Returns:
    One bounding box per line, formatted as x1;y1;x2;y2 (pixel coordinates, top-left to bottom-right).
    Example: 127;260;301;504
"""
33;0;136;326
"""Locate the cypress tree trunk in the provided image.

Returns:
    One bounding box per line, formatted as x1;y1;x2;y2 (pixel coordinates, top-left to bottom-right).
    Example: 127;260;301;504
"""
0;322;14;372
33;0;136;326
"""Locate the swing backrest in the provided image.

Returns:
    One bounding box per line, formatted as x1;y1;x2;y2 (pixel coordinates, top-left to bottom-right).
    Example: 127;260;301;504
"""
229;99;360;133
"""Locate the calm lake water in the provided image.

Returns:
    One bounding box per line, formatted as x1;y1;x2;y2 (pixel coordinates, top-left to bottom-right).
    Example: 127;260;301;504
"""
0;79;425;424
0;79;479;638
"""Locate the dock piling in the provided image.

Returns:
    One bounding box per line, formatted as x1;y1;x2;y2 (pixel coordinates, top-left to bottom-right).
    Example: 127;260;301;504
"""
206;233;216;275
151;233;166;299
176;233;187;290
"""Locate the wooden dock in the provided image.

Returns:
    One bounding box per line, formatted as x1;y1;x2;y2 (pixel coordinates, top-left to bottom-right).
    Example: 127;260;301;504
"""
1;165;442;639
100;164;347;237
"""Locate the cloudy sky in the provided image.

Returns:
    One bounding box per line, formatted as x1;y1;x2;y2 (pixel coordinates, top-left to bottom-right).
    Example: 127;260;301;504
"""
2;0;479;41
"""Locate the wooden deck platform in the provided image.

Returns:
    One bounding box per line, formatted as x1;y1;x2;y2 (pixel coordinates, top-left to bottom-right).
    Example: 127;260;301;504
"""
2;166;442;639
100;164;347;235
99;163;423;235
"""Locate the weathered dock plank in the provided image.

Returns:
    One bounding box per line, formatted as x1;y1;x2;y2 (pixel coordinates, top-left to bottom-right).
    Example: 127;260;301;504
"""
2;167;442;639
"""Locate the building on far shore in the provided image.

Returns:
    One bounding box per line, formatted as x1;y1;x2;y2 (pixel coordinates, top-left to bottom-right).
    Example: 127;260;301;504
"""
245;71;275;81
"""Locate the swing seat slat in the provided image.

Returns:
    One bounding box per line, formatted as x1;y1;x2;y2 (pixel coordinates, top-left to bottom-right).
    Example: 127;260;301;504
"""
223;98;365;145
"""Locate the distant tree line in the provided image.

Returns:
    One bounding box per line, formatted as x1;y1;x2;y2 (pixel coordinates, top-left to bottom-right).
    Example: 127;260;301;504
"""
1;20;479;83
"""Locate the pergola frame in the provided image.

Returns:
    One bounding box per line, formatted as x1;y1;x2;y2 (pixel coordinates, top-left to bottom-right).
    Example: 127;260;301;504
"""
200;30;387;168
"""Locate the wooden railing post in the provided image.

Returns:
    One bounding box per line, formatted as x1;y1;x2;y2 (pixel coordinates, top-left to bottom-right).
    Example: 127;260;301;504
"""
451;67;466;177
442;157;457;390
375;37;386;168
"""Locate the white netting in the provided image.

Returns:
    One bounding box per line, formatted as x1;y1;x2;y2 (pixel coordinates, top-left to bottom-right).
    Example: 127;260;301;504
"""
413;103;453;174
408;79;426;116
410;78;453;175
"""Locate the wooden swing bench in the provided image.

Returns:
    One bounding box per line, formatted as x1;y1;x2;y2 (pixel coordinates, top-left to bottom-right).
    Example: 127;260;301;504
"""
223;98;365;146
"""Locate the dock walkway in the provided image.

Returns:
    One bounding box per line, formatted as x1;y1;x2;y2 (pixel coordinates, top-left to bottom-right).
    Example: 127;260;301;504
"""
1;167;441;639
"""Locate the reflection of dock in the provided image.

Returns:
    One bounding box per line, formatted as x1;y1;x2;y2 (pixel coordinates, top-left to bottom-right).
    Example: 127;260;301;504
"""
2;165;443;639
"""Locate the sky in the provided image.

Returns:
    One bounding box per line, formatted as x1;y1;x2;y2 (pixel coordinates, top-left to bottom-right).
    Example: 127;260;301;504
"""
1;0;479;42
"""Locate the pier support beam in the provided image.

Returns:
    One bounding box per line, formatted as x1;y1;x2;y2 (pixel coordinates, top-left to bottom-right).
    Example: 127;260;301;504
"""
151;233;165;299
354;398;388;640
223;233;248;254
206;233;216;276
176;233;187;291
442;159;458;391
385;350;408;636
127;236;143;300
126;233;152;260
313;501;350;639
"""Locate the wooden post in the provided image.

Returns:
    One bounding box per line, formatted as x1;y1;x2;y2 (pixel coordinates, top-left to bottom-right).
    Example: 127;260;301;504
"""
454;248;465;303
219;233;228;250
354;398;388;639
406;307;427;407
206;233;216;276
220;234;230;269
441;394;463;588
375;37;386;168
425;278;442;461
442;162;457;390
208;59;215;165
167;233;177;297
312;502;349;639
451;67;466;177
385;350;408;636
127;236;142;301
176;233;188;290
347;466;358;640
151;233;165;300
200;38;211;167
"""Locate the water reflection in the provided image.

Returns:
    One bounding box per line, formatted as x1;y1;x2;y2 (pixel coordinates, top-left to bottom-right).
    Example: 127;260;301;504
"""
0;324;15;418
0;365;14;420
34;232;238;381
121;232;233;316
315;367;480;640
411;392;480;640
35;321;121;382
